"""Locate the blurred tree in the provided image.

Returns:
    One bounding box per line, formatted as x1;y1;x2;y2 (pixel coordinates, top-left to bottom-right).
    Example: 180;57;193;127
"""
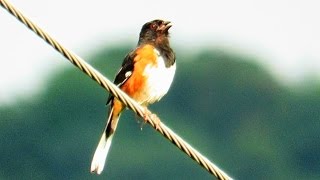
0;45;319;179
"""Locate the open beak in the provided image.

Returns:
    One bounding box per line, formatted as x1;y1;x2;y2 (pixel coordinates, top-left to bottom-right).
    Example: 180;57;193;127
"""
158;21;172;32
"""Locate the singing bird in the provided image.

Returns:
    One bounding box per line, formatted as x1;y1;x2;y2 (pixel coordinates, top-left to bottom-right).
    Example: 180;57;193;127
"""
90;19;176;174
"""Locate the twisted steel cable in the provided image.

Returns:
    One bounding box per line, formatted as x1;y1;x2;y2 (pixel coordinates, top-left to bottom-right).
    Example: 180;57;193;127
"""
0;0;233;179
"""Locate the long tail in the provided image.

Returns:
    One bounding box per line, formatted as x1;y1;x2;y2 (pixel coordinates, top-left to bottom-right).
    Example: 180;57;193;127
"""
90;106;121;174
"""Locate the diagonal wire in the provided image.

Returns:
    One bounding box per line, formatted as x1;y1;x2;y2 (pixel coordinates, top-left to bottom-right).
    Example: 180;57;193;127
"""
0;0;233;179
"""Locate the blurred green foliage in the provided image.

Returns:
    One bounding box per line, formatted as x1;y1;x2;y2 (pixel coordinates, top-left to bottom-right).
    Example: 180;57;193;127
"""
1;44;320;179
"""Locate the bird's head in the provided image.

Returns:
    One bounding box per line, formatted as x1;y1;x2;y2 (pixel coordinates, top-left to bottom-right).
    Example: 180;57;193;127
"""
138;19;172;45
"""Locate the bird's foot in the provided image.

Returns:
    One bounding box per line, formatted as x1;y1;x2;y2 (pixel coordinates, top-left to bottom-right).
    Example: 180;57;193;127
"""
143;107;161;130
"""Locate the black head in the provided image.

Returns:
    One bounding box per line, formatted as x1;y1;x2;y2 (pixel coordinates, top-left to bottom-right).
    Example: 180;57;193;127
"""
138;19;172;45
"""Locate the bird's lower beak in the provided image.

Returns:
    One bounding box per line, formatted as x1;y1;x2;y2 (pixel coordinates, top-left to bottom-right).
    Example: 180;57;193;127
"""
158;21;172;32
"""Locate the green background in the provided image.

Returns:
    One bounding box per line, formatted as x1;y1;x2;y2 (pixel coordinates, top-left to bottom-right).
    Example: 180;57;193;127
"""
1;44;319;179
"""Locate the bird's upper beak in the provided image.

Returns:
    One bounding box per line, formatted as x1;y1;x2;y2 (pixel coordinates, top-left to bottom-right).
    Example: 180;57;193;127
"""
158;21;172;32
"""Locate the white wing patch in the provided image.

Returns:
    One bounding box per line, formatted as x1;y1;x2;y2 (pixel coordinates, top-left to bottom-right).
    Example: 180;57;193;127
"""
125;71;132;78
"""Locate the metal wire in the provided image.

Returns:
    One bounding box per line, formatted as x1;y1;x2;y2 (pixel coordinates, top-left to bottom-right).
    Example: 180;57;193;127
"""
0;0;233;179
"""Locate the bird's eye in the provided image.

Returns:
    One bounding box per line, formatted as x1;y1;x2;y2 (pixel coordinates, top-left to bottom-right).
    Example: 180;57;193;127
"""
150;23;157;30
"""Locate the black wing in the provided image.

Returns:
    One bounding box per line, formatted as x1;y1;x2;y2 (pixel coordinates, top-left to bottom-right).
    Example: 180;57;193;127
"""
106;51;135;105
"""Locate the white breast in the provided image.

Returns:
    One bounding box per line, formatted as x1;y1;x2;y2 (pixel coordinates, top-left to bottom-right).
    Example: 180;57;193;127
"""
142;49;176;104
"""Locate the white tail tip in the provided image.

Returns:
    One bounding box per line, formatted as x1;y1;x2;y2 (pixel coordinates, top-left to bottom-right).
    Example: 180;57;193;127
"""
90;133;113;174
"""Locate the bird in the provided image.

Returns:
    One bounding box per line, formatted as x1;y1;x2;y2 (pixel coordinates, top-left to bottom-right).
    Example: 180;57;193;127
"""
90;19;176;175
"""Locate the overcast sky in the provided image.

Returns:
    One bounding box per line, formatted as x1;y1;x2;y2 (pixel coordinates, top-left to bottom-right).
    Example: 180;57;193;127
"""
1;0;320;105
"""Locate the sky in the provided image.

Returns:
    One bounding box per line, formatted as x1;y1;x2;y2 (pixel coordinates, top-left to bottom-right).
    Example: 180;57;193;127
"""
1;0;320;105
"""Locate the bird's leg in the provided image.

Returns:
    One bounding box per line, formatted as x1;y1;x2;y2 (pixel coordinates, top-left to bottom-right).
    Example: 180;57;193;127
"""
142;107;161;130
